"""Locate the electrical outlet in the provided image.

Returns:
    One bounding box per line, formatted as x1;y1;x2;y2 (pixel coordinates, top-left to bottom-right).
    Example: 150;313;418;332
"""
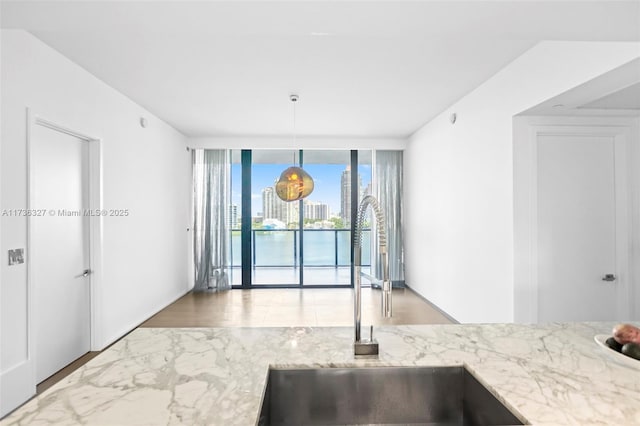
8;248;24;265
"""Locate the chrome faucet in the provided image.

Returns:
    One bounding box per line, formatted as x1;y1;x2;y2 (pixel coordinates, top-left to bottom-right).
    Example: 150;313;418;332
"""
353;195;392;356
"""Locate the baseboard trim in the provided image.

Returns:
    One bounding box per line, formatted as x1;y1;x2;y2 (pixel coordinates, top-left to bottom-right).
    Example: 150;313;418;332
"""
1;360;36;419
98;286;191;350
404;284;459;324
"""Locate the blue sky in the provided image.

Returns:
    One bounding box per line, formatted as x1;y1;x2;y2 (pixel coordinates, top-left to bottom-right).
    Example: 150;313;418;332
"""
231;163;371;215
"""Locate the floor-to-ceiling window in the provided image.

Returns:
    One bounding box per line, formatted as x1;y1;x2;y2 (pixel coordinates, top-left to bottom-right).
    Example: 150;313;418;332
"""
229;149;242;286
201;148;403;290
229;149;371;288
301;150;364;286
357;150;373;277
250;149;301;286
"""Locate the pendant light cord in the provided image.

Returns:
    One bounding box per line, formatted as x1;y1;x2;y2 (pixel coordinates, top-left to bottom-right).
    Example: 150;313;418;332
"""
292;95;297;166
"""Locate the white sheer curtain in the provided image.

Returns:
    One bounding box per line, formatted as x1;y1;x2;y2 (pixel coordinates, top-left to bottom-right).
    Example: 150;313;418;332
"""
193;149;231;292
374;150;405;287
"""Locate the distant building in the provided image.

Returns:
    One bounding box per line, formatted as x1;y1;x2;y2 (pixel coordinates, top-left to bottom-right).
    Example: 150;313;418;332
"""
285;201;299;226
304;200;330;221
262;187;275;221
228;204;238;228
362;182;372;199
340;166;362;225
305;220;335;229
262;218;287;229
262;185;298;226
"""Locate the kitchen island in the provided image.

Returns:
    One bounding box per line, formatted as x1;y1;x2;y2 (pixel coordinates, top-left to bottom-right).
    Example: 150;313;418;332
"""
2;322;639;425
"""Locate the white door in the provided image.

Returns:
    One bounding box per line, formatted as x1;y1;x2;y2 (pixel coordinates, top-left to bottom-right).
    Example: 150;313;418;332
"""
537;133;625;322
32;124;91;383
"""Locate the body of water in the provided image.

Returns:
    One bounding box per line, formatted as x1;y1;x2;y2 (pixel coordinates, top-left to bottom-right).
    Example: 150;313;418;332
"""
230;229;371;267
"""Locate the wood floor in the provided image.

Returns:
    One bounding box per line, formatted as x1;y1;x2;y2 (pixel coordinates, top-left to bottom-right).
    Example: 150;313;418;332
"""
37;287;452;395
140;287;453;327
37;352;101;394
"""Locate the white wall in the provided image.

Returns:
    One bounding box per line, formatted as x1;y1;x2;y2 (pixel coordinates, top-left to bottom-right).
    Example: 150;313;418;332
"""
404;41;640;323
1;30;191;416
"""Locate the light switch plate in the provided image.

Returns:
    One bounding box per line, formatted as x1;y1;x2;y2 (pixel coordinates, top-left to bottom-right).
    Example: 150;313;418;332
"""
8;248;24;265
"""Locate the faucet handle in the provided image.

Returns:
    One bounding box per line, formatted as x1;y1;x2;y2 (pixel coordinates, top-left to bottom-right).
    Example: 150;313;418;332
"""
354;325;379;356
355;338;379;356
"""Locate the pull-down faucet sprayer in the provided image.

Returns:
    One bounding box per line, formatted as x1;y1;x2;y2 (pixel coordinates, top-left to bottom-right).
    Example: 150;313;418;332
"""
353;195;392;356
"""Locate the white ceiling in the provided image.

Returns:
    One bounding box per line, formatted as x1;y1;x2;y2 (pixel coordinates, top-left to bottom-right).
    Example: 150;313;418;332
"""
521;58;640;117
580;82;640;110
2;1;639;138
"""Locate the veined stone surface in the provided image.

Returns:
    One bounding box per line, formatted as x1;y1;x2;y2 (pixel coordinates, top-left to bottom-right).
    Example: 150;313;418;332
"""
2;323;640;425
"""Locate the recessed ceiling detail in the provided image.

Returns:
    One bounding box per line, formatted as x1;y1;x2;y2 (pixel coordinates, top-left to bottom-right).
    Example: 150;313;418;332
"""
519;58;640;117
578;82;640;110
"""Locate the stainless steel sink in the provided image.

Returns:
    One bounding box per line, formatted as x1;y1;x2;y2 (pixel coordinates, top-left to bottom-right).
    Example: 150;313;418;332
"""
258;366;526;425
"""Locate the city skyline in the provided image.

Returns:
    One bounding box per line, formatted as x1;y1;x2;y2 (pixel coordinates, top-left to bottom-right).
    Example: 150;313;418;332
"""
231;163;371;217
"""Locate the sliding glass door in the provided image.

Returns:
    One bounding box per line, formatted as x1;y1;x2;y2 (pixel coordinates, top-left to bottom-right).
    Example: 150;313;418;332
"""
302;150;359;286
230;149;371;288
199;147;402;290
251;149;301;286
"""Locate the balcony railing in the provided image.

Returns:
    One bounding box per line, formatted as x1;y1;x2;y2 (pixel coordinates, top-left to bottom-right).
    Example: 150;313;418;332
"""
230;228;371;268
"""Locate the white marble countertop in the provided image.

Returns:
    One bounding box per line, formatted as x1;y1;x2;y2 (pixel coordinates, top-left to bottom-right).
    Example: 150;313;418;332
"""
2;322;640;425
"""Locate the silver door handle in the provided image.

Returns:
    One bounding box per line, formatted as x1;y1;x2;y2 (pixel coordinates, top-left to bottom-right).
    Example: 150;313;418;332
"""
602;274;616;282
75;269;92;278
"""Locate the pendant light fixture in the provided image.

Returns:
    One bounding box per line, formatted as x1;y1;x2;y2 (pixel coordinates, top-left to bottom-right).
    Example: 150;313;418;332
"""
275;94;314;202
